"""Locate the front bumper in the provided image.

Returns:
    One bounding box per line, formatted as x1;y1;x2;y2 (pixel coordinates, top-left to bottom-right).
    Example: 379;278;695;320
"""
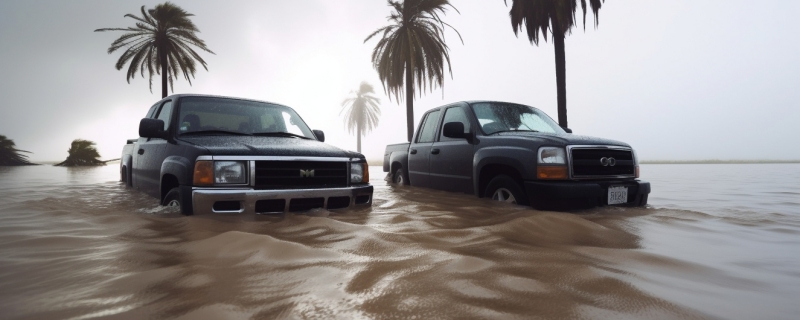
191;185;373;215
523;180;650;210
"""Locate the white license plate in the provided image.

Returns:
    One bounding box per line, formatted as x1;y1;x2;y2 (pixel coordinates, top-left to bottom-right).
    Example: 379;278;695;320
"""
608;186;628;205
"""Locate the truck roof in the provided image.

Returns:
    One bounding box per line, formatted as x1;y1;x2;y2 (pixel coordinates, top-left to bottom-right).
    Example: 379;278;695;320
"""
161;94;292;109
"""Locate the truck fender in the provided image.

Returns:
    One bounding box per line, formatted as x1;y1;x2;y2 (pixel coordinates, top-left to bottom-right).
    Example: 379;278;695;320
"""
473;147;537;197
160;156;193;191
121;154;133;185
388;151;409;176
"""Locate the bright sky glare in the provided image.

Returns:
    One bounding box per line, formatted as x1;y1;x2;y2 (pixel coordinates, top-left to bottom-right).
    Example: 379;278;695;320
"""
1;0;798;162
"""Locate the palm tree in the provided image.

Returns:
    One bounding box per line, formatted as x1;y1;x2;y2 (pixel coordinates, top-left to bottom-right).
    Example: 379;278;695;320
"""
341;82;382;153
365;0;462;142
55;140;105;167
506;0;603;128
0;135;36;166
95;2;214;98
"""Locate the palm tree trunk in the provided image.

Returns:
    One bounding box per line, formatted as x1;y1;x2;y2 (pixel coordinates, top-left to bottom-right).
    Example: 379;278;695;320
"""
553;25;568;129
160;46;168;98
405;59;414;142
357;123;362;153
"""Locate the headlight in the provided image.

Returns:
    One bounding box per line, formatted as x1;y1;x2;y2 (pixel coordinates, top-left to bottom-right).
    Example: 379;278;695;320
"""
350;162;369;183
538;147;566;165
214;161;246;184
194;160;247;185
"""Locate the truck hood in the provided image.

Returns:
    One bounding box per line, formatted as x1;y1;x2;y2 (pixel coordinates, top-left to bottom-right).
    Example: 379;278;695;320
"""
178;136;363;159
493;132;631;147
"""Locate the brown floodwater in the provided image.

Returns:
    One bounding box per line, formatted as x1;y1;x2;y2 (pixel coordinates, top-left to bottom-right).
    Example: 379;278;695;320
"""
0;164;798;319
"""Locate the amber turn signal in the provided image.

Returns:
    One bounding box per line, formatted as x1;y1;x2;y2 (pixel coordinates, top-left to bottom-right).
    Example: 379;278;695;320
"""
193;161;214;186
363;163;369;183
537;166;568;180
635;166;640;178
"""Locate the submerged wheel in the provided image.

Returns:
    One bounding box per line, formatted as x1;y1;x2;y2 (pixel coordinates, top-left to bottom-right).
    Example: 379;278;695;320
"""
485;175;529;206
162;187;191;215
393;168;408;185
120;166;127;183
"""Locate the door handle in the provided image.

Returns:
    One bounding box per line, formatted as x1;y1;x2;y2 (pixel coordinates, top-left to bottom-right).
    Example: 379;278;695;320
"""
431;149;440;155
137;149;144;155
410;149;417;155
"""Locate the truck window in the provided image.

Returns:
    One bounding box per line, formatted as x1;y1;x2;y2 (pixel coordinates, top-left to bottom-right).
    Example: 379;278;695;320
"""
282;112;306;136
471;102;564;134
146;103;159;118
176;97;315;138
417;110;441;143
155;101;173;131
439;107;471;141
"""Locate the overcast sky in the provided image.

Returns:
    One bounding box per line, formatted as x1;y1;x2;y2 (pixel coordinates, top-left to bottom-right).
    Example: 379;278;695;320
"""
1;0;799;162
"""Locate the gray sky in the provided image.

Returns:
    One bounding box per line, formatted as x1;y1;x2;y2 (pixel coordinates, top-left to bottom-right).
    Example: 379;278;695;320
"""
1;0;799;162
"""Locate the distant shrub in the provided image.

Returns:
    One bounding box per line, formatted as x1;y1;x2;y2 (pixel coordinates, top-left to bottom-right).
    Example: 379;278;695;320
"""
55;139;105;166
0;135;36;166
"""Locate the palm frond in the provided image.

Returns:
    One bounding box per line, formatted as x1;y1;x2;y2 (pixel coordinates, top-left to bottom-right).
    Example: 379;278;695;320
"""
96;2;213;96
507;0;604;44
365;0;461;103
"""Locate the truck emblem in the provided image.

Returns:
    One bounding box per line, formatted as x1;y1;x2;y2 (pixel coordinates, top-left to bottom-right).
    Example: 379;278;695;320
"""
600;157;616;167
299;169;315;177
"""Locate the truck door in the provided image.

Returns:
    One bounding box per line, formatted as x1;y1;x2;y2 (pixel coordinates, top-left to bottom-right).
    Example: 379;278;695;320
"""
429;106;475;194
132;100;173;198
407;110;441;188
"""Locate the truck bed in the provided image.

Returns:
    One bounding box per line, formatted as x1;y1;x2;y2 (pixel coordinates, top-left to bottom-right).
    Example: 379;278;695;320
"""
383;142;410;172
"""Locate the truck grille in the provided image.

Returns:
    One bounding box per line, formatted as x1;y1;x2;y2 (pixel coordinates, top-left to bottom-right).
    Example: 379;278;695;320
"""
254;161;348;189
570;148;635;178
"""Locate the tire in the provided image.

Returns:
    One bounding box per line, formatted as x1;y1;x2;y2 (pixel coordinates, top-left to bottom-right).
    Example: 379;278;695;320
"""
485;175;529;206
121;165;132;187
393;168;408;185
162;187;191;215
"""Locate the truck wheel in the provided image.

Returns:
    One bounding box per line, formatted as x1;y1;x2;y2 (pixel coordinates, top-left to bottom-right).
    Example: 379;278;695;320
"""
120;166;127;183
393;168;408;185
485;175;529;206
162;188;190;215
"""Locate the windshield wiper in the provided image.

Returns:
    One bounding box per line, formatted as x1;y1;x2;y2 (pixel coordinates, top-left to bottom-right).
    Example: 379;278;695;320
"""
251;132;312;139
489;129;539;135
180;130;252;136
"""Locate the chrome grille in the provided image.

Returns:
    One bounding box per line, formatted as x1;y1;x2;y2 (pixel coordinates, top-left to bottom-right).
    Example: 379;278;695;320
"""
569;147;635;178
254;161;348;189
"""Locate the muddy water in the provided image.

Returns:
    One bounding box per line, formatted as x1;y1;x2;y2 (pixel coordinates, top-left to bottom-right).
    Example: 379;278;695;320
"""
0;164;798;319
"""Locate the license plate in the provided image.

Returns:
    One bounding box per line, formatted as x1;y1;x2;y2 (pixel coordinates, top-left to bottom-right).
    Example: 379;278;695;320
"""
608;186;628;205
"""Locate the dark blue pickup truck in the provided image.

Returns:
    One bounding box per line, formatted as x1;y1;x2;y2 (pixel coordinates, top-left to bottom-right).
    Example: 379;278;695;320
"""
383;101;650;210
121;94;373;215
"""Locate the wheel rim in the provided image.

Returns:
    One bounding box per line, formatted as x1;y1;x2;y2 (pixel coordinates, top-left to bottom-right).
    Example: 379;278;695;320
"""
491;188;517;204
395;174;404;184
166;200;180;208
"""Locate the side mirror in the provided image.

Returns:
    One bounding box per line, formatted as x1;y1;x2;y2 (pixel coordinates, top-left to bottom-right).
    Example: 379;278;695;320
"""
442;122;466;139
139;118;168;139
562;127;573;134
312;129;325;142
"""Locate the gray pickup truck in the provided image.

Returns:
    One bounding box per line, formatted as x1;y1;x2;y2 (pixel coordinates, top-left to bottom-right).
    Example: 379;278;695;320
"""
120;94;373;215
383;101;650;210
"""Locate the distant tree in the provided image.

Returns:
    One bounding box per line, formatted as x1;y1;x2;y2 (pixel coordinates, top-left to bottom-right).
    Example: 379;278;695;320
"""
55;140;105;167
341;82;382;153
365;0;462;142
95;2;214;98
506;0;604;128
0;135;36;166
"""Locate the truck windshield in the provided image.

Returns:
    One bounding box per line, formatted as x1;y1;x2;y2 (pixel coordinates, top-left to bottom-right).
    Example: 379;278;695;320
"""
471;103;565;135
176;97;315;139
